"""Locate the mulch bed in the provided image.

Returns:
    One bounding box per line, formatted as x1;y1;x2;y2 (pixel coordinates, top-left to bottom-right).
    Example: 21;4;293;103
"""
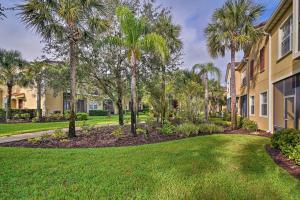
266;145;300;180
223;128;273;138
0;125;182;148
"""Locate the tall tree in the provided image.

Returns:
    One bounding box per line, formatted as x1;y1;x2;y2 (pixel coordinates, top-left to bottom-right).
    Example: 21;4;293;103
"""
205;0;264;129
19;0;106;137
0;49;26;121
192;63;220;122
0;4;5;20
111;6;169;136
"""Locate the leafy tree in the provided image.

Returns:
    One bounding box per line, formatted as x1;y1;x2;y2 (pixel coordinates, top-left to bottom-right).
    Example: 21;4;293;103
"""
0;49;26;121
0;3;5;20
19;0;106;137
208;79;226;114
111;6;169;136
192;63;220;122
171;70;204;123
205;0;264;129
26;60;64;121
143;5;182;124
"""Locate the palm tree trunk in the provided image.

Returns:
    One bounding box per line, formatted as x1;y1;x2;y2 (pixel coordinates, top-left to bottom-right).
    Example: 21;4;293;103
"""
130;52;137;136
230;47;237;129
116;76;124;126
68;38;77;138
6;83;13;121
161;65;166;124
204;73;209;122
36;80;42;122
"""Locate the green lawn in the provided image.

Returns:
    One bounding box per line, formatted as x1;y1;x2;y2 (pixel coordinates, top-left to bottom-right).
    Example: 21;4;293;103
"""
0;135;299;199
0;114;148;137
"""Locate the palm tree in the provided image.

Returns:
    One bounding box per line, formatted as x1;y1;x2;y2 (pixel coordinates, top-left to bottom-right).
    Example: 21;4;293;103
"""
205;0;264;129
0;49;26;121
192;63;220;122
26;60;52;122
0;3;5;20
19;0;106;137
112;6;169;136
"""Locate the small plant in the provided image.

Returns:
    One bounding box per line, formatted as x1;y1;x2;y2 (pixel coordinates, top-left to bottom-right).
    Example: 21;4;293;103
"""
81;121;94;135
76;112;88;121
32;117;39;123
51;129;65;139
136;128;147;135
112;127;124;137
60;139;70;143
160;121;175;136
175;123;199;137
28;137;42;143
242;118;258;132
198;123;224;134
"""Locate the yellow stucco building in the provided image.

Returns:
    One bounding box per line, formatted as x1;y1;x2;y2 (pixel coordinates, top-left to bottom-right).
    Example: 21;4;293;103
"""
226;0;300;132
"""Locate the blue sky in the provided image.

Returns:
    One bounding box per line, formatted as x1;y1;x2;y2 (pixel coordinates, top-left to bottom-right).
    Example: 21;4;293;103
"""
0;0;280;82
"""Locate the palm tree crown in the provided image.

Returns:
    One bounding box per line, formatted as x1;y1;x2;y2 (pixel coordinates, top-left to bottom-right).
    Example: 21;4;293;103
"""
205;0;264;57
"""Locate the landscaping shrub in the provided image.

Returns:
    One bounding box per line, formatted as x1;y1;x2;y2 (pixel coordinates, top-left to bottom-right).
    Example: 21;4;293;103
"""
198;123;224;134
242;118;258;131
160;121;175;135
112;127;124;137
175;123;199;137
237;116;244;128
48;113;65;121
76;112;88;121
223;112;231;122
271;129;300;165
81;121;94;135
89;110;108;116
209;117;231;127
51;129;66;139
0;109;5;121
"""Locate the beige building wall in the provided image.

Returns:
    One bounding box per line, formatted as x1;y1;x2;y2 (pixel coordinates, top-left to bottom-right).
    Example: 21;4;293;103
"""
248;36;270;131
270;5;294;83
44;89;64;116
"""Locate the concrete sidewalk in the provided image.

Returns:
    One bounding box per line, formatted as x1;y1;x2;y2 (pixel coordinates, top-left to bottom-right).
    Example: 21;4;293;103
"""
0;124;114;144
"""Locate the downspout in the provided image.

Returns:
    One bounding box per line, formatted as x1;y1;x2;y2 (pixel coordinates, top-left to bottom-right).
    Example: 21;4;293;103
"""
264;31;273;133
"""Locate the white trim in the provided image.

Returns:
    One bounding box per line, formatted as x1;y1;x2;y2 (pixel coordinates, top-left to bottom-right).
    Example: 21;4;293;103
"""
293;0;300;58
271;67;300;83
260;91;268;118
268;34;274;133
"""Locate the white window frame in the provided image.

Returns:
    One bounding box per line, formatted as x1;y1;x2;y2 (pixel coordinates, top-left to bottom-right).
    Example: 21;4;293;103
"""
293;0;300;58
249;96;255;116
89;102;98;110
260;91;268;117
279;15;293;59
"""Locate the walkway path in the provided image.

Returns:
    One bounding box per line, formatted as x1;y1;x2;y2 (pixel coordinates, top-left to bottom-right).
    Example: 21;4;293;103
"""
0;124;114;144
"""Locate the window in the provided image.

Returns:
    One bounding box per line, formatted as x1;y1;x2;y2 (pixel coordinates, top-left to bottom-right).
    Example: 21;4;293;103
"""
280;16;293;57
89;102;98;110
250;60;254;80
260;92;268;116
250;96;255;115
241;69;247;86
260;47;265;72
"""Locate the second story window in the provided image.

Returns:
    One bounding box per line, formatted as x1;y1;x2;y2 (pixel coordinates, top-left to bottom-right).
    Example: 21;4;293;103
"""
260;47;265;72
280;16;293;57
250;60;254;80
241;69;247;86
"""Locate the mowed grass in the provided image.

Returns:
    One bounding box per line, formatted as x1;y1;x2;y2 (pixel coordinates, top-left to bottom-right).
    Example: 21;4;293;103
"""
0;114;148;137
1;135;300;199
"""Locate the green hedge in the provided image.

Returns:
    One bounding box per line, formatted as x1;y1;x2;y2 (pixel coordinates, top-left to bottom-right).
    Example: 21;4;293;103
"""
271;129;300;165
0;109;38;121
89;110;108;116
